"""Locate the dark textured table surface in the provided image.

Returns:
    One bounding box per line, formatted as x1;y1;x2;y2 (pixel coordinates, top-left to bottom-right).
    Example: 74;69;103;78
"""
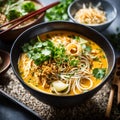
0;0;120;120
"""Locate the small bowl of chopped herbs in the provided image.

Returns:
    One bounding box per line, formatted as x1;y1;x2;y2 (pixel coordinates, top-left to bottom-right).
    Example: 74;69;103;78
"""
45;0;74;21
0;0;45;42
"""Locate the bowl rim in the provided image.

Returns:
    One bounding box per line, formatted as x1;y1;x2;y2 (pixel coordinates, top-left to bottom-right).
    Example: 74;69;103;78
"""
10;21;116;97
0;49;10;74
68;0;117;27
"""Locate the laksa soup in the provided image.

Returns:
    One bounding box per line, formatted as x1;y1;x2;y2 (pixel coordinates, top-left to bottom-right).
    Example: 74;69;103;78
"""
18;31;108;95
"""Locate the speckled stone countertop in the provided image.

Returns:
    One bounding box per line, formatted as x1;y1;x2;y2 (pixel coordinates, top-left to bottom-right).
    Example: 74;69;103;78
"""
0;67;120;120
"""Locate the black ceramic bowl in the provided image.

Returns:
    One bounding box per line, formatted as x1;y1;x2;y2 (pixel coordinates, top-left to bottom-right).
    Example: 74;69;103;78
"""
68;0;117;31
10;21;115;107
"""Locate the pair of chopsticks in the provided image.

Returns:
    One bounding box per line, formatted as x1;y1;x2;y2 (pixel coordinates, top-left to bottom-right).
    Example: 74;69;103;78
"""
105;57;120;118
0;1;60;36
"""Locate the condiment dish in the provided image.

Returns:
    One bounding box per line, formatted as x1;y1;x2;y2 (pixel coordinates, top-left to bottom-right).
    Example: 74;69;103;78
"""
68;0;117;31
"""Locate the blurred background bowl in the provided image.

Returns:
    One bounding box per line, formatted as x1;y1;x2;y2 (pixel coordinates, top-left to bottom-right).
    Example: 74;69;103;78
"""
10;21;115;107
0;49;10;75
0;0;45;43
68;0;117;31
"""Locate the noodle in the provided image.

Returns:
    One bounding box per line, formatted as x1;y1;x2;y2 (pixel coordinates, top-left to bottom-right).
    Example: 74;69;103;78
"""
74;3;107;25
0;0;42;29
18;31;108;95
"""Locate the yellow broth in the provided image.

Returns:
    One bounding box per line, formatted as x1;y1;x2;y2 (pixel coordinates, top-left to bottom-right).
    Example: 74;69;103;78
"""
18;31;108;95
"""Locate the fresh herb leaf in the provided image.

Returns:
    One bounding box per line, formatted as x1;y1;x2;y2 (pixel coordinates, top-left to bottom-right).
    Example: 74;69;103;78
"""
70;59;79;67
93;57;99;61
6;9;22;21
85;45;92;52
73;36;80;42
45;0;74;21
22;36;55;65
2;0;39;21
92;68;106;79
22;43;30;52
21;1;36;13
34;42;42;48
41;49;51;56
82;44;92;53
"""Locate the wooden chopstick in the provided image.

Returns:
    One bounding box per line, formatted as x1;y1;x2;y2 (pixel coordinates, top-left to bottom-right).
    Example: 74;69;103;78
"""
105;85;115;118
105;57;120;118
0;1;60;36
0;10;37;29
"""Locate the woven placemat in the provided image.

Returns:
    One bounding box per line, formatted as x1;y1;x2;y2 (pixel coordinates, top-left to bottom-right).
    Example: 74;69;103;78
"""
0;67;120;120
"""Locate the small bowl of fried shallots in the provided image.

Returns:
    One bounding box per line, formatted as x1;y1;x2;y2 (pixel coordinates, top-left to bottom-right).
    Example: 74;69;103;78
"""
68;0;117;31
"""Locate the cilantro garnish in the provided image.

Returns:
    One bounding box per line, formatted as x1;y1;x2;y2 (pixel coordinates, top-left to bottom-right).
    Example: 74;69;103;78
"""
22;37;54;65
45;0;74;21
92;68;106;79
